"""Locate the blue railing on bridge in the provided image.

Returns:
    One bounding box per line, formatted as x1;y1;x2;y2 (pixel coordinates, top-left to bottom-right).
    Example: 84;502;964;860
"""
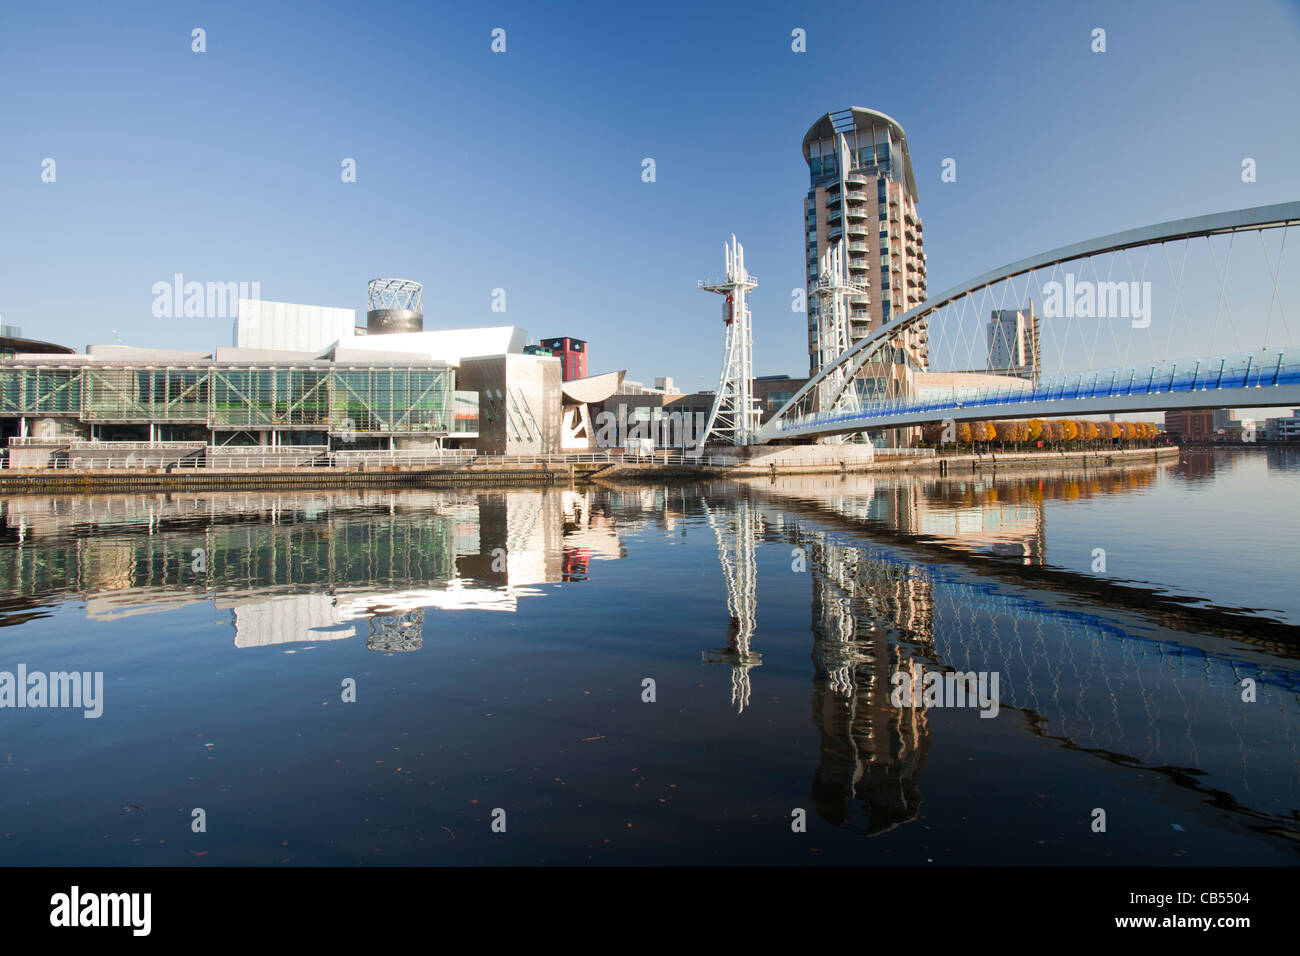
777;351;1297;431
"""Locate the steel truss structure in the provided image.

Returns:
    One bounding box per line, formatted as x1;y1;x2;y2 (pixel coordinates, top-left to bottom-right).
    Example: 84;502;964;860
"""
812;239;869;441
702;497;762;713
695;236;760;448
366;278;423;314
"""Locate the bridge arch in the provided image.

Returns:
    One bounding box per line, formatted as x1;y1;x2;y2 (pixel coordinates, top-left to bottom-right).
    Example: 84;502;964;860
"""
758;201;1300;442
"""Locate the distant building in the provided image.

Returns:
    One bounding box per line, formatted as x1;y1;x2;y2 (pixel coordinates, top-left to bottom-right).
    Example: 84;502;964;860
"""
541;337;587;381
987;304;1040;380
522;344;553;357
617;378;673;396
0;323;73;360
1164;409;1218;440
1264;410;1300;441
754;374;809;417
915;370;1033;409
590;375;810;450
591;391;712;450
1227;409;1267;434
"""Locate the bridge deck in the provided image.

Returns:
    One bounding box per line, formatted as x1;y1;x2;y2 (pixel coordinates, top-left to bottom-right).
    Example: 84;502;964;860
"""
766;352;1299;439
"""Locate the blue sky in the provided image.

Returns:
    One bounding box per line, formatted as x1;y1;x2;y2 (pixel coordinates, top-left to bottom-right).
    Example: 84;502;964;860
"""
2;0;1298;390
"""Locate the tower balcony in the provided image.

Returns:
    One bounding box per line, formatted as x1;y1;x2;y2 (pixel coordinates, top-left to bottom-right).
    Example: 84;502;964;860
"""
831;183;867;200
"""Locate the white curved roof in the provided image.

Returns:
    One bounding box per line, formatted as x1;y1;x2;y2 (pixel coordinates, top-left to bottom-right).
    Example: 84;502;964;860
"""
562;370;625;404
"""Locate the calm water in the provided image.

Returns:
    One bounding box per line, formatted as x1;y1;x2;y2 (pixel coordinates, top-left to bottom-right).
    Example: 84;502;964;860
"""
0;447;1296;865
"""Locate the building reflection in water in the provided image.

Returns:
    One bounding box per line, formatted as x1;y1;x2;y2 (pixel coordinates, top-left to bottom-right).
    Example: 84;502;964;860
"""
0;489;624;651
1172;444;1300;484
805;533;933;834
737;471;1299;838
0;469;1295;844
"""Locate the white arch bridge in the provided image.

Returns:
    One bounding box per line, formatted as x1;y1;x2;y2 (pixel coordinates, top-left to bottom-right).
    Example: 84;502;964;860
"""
757;201;1300;441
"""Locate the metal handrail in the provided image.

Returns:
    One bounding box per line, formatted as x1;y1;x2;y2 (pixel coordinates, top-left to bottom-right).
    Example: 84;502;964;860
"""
776;351;1300;432
5;449;745;471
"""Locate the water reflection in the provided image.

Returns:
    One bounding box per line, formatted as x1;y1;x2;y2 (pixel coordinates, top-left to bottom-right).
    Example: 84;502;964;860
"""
740;471;1299;841
0;490;621;647
701;498;761;712
798;526;1298;837
1171;443;1300;482
1;464;1296;852
804;534;933;834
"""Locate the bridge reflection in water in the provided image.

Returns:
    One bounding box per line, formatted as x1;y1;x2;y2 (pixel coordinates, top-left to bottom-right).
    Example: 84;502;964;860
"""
718;469;1298;840
0;472;1295;845
792;522;1297;837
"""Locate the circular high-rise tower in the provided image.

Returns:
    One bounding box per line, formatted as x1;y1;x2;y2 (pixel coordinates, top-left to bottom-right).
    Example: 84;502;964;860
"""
801;107;927;376
366;278;423;335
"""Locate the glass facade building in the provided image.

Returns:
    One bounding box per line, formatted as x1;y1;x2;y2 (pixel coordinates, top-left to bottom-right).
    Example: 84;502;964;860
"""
0;361;478;445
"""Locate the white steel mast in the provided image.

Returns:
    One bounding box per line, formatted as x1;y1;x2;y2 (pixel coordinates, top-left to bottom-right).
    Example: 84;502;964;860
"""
812;131;867;441
695;235;759;449
813;240;866;424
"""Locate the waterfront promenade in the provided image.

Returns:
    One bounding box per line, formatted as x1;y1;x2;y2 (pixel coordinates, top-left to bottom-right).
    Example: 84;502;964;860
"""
0;445;1178;492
